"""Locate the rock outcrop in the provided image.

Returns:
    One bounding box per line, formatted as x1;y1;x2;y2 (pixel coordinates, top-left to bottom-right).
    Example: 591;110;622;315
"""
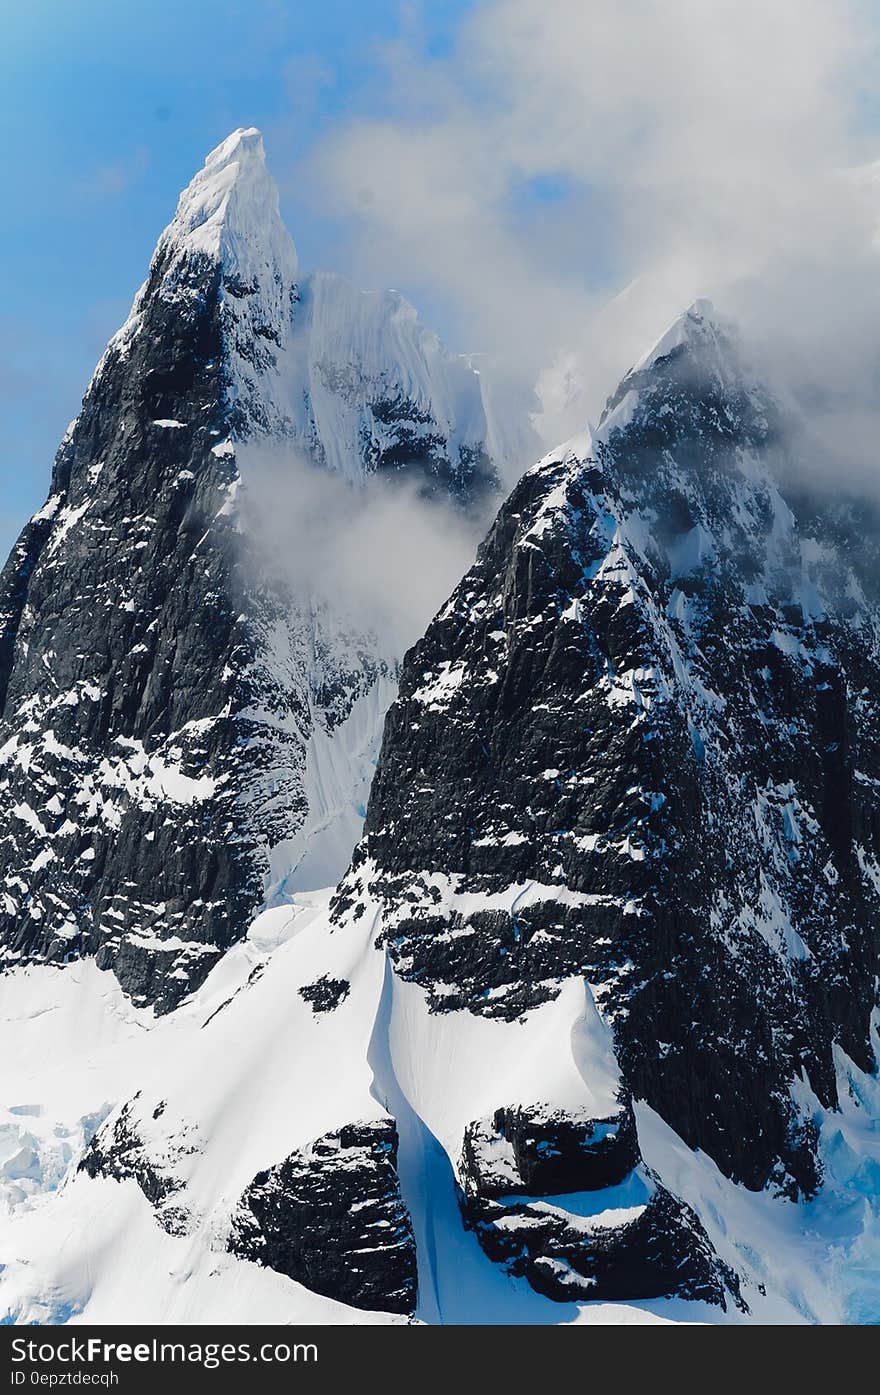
79;1095;198;1236
229;1118;417;1314
457;1099;739;1306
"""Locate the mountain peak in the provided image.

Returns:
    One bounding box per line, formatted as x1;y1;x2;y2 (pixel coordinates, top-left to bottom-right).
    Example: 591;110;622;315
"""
629;297;734;378
158;125;298;284
207;125;265;165
595;296;765;451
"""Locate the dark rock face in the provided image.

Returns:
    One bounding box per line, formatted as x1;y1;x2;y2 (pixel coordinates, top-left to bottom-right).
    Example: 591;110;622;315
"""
0;510;58;714
0;239;249;1009
78;1094;196;1236
0;133;498;1014
457;1097;738;1306
334;303;880;1197
298;975;351;1013
0;236;284;1010
463;1170;735;1307
229;1118;417;1315
461;1101;638;1197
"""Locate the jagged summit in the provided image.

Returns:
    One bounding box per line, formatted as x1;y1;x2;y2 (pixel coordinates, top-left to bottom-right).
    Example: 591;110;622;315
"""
159;126;299;283
92;127;300;437
531;300;757;478
4;240;880;1321
90;128;502;480
595;296;768;458
629;298;730;375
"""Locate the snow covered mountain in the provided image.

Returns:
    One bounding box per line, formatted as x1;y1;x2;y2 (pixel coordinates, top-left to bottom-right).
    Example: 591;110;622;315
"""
336;300;880;1199
0;129;502;1013
2;228;880;1322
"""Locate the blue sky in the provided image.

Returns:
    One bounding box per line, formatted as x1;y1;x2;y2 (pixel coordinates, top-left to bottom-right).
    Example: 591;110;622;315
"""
0;0;474;558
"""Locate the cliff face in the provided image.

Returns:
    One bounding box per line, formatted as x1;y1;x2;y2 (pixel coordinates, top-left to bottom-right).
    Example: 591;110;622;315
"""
0;129;499;1011
335;301;880;1197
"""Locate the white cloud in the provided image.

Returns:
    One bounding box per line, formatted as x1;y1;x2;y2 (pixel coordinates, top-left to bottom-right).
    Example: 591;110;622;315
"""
237;443;490;656
298;0;880;452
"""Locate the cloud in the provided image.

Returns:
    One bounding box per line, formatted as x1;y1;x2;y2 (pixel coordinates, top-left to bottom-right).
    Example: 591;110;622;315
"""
237;442;490;656
296;0;880;454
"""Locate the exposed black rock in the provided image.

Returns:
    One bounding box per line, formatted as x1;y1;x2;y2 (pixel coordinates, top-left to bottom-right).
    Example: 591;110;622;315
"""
312;361;497;508
78;1093;197;1236
0;226;278;1011
457;1099;740;1308
463;1173;737;1307
460;1100;639;1198
229;1118;417;1315
334;302;880;1197
298;975;351;1013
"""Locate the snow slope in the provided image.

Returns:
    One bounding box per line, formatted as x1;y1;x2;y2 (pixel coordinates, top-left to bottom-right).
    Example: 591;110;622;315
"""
2;892;878;1324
